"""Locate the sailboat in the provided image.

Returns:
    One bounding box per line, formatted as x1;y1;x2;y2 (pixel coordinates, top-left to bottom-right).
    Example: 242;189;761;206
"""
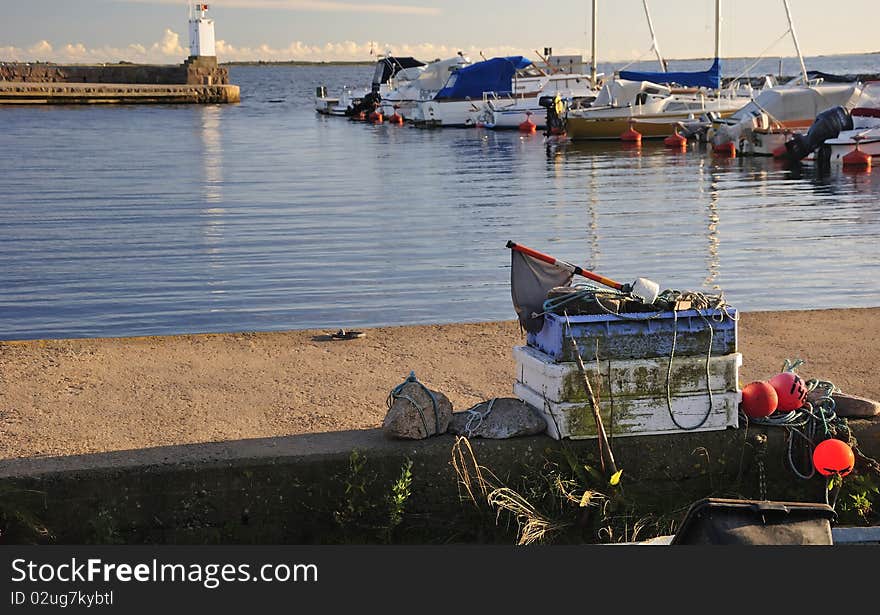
709;0;864;156
564;0;752;141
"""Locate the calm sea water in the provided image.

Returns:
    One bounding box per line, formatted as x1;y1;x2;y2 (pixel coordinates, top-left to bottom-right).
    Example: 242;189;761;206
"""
1;54;879;341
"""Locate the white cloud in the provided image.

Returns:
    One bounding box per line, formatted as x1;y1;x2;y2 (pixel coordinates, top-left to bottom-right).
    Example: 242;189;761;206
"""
1;28;586;64
118;0;441;16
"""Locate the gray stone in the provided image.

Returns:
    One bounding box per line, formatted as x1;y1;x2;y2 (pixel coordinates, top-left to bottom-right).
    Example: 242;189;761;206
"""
808;390;880;418
382;381;453;440
448;398;547;439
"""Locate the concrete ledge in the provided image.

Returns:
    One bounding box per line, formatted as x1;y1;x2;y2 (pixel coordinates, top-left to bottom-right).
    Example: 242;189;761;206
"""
0;82;240;104
1;420;877;544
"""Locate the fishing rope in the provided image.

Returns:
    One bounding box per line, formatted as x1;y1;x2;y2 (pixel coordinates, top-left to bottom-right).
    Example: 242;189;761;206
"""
745;360;854;485
387;371;440;437
463;398;496;437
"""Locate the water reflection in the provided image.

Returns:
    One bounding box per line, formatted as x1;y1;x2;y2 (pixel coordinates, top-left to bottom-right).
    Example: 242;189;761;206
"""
1;64;879;341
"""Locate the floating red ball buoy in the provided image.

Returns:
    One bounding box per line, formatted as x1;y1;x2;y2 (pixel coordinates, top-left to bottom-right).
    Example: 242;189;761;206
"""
769;372;808;412
664;129;687;149
843;144;871;170
355;111;366;121
713;141;736;157
389;112;403;125
812;438;855;477
741;381;779;418
519;112;537;133
771;145;788;159
620;122;642;143
368;110;383;124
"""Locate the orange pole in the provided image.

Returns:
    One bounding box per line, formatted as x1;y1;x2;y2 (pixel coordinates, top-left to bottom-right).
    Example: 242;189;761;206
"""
506;241;624;291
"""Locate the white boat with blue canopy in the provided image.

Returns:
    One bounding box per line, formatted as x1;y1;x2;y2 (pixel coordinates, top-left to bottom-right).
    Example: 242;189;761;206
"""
416;56;558;127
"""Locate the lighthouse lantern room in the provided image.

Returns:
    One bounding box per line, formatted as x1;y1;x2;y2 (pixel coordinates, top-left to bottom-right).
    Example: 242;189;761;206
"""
188;3;216;58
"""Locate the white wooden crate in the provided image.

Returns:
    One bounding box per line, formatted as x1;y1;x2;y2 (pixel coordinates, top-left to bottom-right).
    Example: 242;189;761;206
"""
513;345;741;404
514;381;741;440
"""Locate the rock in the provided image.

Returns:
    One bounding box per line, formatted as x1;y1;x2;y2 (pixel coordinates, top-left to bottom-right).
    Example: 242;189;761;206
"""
382;380;453;440
448;398;546;439
808;390;880;418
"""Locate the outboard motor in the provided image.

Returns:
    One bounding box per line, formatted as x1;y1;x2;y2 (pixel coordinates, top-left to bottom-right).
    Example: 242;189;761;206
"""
539;94;566;137
784;106;853;161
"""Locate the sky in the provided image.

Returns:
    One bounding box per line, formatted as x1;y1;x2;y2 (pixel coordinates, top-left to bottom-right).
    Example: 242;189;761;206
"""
0;1;877;65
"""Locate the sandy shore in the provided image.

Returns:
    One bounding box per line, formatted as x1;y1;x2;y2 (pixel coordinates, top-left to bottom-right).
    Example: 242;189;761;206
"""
1;307;878;460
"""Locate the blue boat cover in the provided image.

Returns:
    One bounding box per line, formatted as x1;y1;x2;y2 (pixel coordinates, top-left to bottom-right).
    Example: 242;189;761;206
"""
620;58;721;89
435;56;533;100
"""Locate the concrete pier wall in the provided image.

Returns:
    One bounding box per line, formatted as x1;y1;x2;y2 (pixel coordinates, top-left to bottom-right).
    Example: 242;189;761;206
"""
1;420;876;544
0;57;229;86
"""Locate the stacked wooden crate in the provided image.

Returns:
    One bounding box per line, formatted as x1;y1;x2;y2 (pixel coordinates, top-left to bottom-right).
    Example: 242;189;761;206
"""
514;308;741;440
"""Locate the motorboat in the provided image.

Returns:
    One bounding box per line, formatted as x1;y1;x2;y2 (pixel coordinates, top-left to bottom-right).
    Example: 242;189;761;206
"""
414;56;596;128
710;81;864;155
314;55;426;116
478;65;598;130
823;82;880;162
376;53;472;121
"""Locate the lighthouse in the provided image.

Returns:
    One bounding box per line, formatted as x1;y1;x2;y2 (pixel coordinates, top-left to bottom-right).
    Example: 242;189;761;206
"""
188;2;216;59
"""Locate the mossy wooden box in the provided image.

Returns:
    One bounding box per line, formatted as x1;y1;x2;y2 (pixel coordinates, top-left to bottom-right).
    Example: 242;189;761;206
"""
526;309;738;363
514;381;741;440
512;345;741;440
513;345;741;404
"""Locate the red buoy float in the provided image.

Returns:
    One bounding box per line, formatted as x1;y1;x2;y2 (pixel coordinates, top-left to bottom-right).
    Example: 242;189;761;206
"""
368;110;384;124
843;142;871;170
389;105;404;125
812;438;855;477
713;141;736;157
741;381;779;418
664;129;687;149
771;145;788;159
769;372;808;412
519;112;537;133
354;111;366;121
620;121;641;143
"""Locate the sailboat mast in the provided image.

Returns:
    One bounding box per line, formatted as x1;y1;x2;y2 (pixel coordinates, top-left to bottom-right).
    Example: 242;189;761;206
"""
642;0;666;71
714;0;721;60
782;0;809;84
590;0;598;84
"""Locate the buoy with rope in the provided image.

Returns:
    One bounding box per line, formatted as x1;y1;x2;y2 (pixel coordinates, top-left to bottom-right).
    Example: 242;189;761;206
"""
620;120;641;143
368;110;384;124
813;438;855;477
713;141;736;157
389;105;404;125
519;111;537;134
664;128;687;150
843;138;871;170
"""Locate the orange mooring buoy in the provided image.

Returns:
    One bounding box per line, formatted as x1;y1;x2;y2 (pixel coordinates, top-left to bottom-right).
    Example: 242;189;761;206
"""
620;121;642;143
519;112;537;133
664;129;687;149
713;141;736;157
368;110;384;124
843;142;871;170
389;105;404;125
813;438;855;477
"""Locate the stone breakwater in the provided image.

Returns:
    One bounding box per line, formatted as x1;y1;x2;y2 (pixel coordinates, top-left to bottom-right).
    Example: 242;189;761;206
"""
0;57;238;104
0;81;241;104
1;56;229;86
